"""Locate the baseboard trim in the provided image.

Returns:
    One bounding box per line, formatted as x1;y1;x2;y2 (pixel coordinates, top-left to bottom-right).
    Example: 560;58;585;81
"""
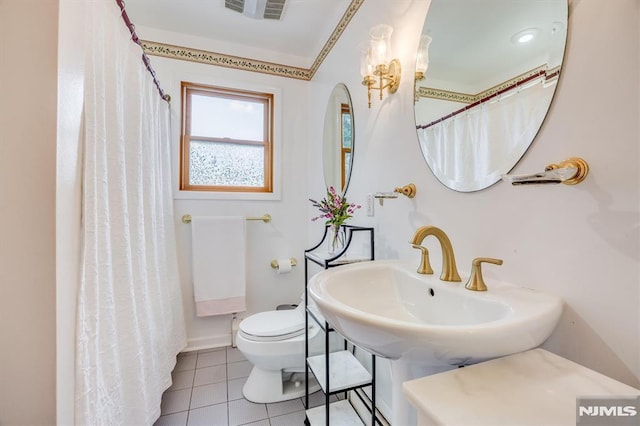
183;334;232;353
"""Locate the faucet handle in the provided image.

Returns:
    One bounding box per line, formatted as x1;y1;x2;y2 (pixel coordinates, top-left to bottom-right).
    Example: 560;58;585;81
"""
411;244;434;275
465;257;503;291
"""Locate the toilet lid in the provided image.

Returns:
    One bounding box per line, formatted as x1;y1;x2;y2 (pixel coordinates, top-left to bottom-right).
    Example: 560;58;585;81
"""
239;310;305;340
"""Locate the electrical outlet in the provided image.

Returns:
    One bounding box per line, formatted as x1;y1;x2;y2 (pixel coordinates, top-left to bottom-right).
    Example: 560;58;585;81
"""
366;193;375;217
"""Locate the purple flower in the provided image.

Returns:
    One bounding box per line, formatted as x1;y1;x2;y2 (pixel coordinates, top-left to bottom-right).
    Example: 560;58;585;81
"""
310;187;361;227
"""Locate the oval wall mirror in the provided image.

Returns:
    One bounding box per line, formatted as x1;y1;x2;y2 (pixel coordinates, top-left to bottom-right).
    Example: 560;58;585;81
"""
414;0;568;192
322;83;354;193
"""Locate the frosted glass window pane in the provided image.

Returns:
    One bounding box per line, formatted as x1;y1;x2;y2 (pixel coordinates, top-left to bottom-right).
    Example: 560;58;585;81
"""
190;94;264;142
189;141;264;187
342;113;353;148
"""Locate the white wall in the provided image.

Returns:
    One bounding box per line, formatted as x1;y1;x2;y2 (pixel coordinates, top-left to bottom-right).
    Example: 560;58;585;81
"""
146;33;311;350
57;0;86;423
308;0;640;413
0;0;58;423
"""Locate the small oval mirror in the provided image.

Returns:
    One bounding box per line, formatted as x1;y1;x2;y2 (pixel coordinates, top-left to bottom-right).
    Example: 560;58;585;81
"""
414;0;568;192
322;83;354;193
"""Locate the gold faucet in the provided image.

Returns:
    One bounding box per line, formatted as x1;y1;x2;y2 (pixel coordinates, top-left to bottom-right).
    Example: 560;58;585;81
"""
409;226;461;282
465;257;503;291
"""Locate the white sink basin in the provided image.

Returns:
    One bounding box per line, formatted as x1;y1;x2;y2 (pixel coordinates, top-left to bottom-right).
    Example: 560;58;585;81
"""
309;259;563;366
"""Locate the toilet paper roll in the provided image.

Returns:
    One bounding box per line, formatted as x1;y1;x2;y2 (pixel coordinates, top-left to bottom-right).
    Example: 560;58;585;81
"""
276;258;293;274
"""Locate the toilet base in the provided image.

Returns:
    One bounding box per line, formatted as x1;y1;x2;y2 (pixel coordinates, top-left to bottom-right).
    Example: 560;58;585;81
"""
242;366;320;403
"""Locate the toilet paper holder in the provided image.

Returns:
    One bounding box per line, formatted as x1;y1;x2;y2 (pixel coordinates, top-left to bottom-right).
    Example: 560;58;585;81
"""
270;258;298;270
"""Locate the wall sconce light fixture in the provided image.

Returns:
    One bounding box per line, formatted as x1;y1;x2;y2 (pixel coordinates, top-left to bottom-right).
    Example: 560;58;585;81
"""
415;34;432;81
414;34;432;102
361;24;401;108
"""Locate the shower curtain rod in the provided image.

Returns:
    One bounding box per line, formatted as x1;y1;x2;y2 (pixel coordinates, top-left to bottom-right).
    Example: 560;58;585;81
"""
115;0;170;102
416;68;560;130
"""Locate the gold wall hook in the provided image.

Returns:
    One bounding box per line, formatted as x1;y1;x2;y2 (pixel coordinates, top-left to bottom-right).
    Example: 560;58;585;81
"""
394;183;417;198
545;157;589;185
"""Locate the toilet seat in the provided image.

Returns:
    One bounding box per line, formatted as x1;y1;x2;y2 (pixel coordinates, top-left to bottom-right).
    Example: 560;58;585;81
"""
239;309;305;342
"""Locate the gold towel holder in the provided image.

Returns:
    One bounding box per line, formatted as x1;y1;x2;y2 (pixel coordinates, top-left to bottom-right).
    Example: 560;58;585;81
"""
182;214;272;224
502;157;589;186
545;157;589;185
394;183;417;198
375;183;417;206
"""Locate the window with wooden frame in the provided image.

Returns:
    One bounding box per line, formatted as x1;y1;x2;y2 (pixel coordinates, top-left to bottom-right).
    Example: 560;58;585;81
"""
180;82;273;193
340;103;353;189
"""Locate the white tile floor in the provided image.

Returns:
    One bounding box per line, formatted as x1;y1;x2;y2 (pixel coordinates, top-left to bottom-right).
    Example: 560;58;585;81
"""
154;346;335;426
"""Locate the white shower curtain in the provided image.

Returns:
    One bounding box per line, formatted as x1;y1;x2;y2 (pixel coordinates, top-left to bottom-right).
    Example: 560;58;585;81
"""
418;81;555;191
75;1;187;424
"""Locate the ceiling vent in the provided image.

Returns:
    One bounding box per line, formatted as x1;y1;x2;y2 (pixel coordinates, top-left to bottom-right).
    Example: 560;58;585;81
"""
225;0;286;20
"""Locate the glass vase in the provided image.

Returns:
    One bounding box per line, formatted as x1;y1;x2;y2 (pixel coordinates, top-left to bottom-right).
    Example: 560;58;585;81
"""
327;225;346;255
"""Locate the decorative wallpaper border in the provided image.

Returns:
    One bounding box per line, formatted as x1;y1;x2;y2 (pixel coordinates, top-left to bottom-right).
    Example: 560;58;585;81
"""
308;0;365;78
418;66;554;103
141;0;365;81
417;87;476;104
142;41;311;80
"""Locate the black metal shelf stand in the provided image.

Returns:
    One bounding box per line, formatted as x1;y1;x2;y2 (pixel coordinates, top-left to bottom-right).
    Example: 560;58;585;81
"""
303;225;378;426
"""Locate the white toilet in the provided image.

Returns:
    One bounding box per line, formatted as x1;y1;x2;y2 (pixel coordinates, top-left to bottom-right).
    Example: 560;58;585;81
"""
235;301;325;403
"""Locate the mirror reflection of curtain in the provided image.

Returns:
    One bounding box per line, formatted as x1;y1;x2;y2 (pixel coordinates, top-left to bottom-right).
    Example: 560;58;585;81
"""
76;1;187;424
419;81;555;191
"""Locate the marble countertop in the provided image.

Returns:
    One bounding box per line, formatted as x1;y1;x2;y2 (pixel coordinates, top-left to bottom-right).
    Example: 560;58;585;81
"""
403;348;639;425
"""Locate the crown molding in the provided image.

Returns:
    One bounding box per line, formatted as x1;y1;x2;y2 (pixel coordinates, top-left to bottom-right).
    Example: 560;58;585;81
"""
141;0;365;81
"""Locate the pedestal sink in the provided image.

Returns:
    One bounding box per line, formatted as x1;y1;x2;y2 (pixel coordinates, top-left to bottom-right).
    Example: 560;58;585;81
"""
308;260;563;424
